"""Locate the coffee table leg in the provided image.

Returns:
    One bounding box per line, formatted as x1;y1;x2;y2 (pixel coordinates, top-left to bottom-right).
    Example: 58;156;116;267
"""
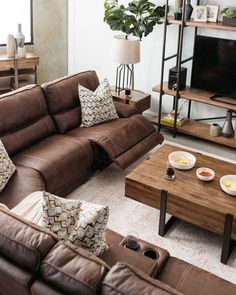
221;213;234;264
159;190;177;237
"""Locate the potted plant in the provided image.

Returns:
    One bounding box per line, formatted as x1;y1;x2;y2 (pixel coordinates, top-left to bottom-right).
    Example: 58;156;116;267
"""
221;7;236;27
104;0;165;40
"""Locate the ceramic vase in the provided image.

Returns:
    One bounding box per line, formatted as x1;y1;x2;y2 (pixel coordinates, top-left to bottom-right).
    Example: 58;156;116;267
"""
185;0;193;21
16;24;25;48
210;123;221;137
222;110;234;138
7;34;16;58
18;46;26;58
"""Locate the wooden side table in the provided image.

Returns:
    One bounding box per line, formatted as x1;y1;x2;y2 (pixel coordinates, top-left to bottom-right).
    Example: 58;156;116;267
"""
111;87;151;113
0;52;39;94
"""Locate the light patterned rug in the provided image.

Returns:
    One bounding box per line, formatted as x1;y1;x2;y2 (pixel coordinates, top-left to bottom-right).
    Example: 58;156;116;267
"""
68;141;236;284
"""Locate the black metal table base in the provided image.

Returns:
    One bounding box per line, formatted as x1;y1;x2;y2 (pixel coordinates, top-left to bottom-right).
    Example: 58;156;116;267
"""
158;190;235;264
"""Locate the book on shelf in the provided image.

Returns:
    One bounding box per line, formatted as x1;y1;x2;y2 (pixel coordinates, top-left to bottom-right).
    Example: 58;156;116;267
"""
161;113;187;127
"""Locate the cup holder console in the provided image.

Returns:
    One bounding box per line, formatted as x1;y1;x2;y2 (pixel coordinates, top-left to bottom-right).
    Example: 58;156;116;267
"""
142;248;159;260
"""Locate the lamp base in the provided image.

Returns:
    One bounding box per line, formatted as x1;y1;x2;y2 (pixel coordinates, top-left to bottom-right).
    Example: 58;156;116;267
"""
115;64;134;95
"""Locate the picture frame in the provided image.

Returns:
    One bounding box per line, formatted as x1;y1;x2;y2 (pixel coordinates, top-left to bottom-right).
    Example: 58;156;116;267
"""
193;6;207;22
206;5;219;22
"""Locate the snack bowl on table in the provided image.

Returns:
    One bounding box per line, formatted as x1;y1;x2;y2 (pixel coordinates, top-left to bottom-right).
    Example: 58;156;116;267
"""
168;151;196;170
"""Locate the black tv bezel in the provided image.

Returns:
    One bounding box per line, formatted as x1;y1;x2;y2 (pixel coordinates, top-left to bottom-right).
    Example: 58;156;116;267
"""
191;34;236;100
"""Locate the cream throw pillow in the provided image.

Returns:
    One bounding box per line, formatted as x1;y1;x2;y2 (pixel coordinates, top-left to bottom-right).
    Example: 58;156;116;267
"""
11;191;109;256
0;140;16;193
79;78;118;127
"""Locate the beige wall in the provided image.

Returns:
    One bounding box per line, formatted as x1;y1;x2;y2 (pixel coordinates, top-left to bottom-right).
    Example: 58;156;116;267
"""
33;0;68;83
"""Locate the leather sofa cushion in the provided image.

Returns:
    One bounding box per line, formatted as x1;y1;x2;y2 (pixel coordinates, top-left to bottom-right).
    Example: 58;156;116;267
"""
101;262;182;295
0;85;55;156
42;71;100;133
66;114;155;159
157;257;236;295
113;101;140;118
31;280;64;295
0;256;34;295
0;165;45;209
40;241;110;295
13;135;93;193
0;209;58;272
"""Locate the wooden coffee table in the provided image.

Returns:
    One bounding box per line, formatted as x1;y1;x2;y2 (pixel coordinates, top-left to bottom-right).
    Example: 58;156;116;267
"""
125;144;236;264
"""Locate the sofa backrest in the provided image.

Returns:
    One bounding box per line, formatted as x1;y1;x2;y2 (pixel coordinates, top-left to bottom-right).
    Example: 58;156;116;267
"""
0;85;56;156
40;241;110;295
42;70;100;133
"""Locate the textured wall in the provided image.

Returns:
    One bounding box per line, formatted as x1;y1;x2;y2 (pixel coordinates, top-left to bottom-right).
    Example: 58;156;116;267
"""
33;0;68;83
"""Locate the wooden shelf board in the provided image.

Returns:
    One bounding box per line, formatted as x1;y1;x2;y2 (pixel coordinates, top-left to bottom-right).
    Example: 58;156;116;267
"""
0;68;36;79
146;114;236;149
160;17;236;32
152;82;236;112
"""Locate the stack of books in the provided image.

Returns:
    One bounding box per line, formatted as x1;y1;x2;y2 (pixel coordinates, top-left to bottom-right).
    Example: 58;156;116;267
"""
161;112;187;127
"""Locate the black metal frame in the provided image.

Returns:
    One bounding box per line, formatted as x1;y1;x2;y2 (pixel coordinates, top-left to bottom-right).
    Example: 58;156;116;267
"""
157;0;232;137
115;64;134;95
158;189;235;264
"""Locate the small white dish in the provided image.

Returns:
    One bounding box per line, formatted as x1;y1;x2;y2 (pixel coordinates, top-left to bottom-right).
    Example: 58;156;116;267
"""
220;175;236;197
168;151;196;170
196;167;215;182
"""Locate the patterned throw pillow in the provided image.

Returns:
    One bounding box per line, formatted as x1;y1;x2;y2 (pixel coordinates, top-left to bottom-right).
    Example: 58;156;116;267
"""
79;78;119;127
0;140;16;193
41;192;109;256
69;200;109;256
42;192;82;240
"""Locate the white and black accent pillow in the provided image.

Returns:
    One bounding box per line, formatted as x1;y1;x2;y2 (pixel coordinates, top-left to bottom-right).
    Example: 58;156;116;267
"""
79;78;119;127
69;200;109;256
0;140;16;193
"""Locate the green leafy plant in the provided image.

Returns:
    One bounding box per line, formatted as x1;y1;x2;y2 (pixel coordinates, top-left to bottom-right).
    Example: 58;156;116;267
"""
222;8;236;18
104;0;165;40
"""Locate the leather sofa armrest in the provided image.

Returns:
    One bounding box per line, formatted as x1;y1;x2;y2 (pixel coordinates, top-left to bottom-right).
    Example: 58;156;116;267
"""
113;101;140;118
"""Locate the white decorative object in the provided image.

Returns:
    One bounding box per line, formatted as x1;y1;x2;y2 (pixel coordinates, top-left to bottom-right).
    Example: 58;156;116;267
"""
6;34;16;58
220;175;236;197
193;6;207;22
196;167;215;182
16;24;25;48
210;123;221;137
79;78;118;128
168;151;196;170
17;46;26;58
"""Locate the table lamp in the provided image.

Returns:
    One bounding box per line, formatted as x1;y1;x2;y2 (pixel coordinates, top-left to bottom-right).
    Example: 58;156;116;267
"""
112;35;140;95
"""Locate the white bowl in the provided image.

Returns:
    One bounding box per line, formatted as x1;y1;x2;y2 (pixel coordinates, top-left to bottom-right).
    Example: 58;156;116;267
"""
196;167;215;182
220;175;236;197
168;151;196;170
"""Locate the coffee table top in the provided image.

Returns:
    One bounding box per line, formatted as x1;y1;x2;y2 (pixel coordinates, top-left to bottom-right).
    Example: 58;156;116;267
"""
126;144;236;216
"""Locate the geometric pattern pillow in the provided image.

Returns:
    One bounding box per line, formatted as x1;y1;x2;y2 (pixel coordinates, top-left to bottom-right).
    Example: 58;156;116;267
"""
0;140;16;193
69;200;109;256
79;78;119;127
42;192;82;241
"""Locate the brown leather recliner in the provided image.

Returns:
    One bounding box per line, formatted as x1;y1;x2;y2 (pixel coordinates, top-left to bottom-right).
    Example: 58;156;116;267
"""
0;209;235;295
42;71;163;169
0;71;163;207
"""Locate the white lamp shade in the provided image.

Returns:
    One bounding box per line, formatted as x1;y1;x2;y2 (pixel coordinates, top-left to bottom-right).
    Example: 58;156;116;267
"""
112;35;140;65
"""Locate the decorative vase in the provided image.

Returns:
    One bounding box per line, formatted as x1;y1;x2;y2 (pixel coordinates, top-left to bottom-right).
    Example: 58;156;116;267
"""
210;123;221;137
222;110;234;138
185;0;193;21
7;34;16;58
16;24;25;48
18;46;26;58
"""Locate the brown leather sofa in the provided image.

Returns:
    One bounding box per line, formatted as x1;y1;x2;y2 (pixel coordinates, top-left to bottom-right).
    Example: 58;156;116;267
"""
0;70;163;208
0;208;235;295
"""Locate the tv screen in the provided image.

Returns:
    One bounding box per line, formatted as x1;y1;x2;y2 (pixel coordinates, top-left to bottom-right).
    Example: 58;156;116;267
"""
191;35;236;99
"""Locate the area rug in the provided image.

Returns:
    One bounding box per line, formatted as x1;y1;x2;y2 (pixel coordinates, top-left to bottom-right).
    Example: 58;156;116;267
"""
68;140;236;284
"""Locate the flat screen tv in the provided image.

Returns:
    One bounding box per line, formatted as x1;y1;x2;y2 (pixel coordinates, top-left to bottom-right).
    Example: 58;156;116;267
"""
191;35;236;99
